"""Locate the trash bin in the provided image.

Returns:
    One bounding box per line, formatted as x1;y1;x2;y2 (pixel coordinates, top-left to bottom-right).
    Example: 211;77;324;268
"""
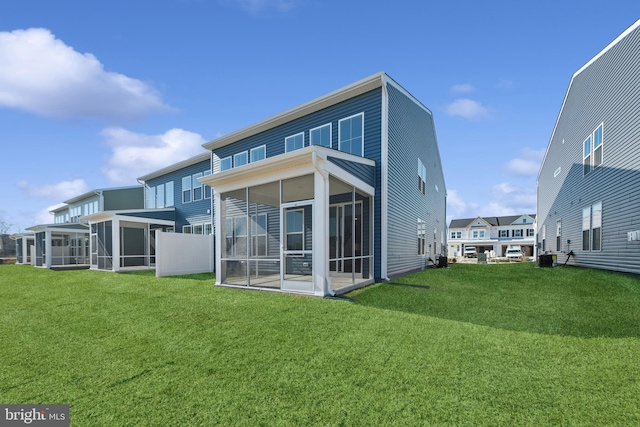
538;254;554;267
478;253;487;264
437;256;448;268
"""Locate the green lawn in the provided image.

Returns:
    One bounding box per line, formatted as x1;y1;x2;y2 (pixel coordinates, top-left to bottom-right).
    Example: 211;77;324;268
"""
1;263;639;426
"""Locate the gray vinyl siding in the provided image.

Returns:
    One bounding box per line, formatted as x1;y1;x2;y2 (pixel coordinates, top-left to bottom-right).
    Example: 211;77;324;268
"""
386;83;447;277
212;89;383;172
145;159;213;232
117;210;176;222
103;187;144;210
538;23;640;273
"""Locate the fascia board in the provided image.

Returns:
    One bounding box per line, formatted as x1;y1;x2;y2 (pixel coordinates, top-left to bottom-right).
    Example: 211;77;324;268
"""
202;72;386;151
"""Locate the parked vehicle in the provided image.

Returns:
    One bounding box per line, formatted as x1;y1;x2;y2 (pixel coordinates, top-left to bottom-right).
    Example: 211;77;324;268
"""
505;247;524;261
463;246;477;258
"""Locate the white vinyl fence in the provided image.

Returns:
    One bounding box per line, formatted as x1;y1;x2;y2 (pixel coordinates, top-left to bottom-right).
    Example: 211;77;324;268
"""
155;231;213;277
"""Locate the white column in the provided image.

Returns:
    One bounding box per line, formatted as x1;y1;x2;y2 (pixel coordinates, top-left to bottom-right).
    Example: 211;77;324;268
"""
45;231;52;269
313;171;329;296
113;218;121;272
214;191;223;285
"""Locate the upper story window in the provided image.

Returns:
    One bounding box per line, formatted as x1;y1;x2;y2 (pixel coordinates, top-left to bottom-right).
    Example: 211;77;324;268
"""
182;176;192;203
310;123;332;147
220;156;232;171
156;184;165;208
592;202;602;251
584;123;604;176
250;145;266;162
583;136;592;175
192;172;203;201
472;230;486;239
582;207;590;250
285;132;305;152
417;159;427;195
339;113;364;156
513;229;523;238
499;230;508;238
450;231;461;239
593;124;603;168
527;228;535;237
234;151;248;167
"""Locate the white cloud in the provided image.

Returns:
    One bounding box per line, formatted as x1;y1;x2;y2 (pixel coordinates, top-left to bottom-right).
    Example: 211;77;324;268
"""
17;179;90;200
33;203;66;225
505;147;545;176
447;182;536;223
0;28;171;121
101;127;207;184
444;98;490;121
451;83;475;93
234;0;295;12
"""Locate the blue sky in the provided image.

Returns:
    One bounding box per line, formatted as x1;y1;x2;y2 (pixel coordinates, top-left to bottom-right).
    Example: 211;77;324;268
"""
1;0;638;232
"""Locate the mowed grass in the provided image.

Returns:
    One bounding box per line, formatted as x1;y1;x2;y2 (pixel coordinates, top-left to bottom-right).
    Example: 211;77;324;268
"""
0;264;639;426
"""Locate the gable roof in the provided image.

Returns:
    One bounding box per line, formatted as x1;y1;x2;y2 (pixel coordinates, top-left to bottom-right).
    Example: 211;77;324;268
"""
449;214;536;229
201;72;433;152
137;151;211;182
538;19;640;180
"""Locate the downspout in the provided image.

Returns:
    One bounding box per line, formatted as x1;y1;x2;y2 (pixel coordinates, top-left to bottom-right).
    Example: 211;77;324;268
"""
381;77;390;281
311;150;334;296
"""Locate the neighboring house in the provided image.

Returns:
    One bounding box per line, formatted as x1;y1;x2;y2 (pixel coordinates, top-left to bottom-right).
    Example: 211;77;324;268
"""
81;152;214;273
537;19;640;273
448;215;536;257
26;186;144;269
11;232;35;265
201;72;447;296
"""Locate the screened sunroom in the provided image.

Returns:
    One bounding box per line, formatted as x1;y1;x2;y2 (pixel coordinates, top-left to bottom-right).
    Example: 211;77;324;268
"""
202;146;375;296
26;223;90;269
83;209;175;272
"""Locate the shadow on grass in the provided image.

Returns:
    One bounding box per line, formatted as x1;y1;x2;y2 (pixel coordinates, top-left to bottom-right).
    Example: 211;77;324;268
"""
349;264;640;339
120;270;216;281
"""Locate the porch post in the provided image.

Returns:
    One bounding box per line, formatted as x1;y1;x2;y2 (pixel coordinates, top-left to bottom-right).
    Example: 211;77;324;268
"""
313;170;329;296
214;190;223;285
113;217;121;272
45;231;52;269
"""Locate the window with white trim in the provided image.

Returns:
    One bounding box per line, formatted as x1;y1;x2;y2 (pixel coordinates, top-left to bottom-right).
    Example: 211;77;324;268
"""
583;136;592;175
339;113;363;156
417;159;427;195
204;223;212;235
310;123;331;147
582;207;590;251
592;202;602;251
250;145;266;162
593;124;603;168
556;220;562;252
220;156;232;171
192;172;203;201
234;151;248;167
450;231;461;239
183;225;192;234
499;230;508;238
251;214;268;257
157;183;165;208
584;123;604;175
182;176;192;203
527;228;535;237
542;224;546;251
513;229;523;238
193;224;204;235
285;132;304;152
417;219;426;255
472;230;485;239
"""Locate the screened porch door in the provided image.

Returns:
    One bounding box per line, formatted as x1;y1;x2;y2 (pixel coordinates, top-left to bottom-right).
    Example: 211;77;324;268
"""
281;201;314;293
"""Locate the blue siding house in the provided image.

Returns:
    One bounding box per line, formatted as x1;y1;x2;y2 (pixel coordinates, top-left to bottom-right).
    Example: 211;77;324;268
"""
26;186;144;269
81;152;213;272
201;72;446;296
538;19;640;273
